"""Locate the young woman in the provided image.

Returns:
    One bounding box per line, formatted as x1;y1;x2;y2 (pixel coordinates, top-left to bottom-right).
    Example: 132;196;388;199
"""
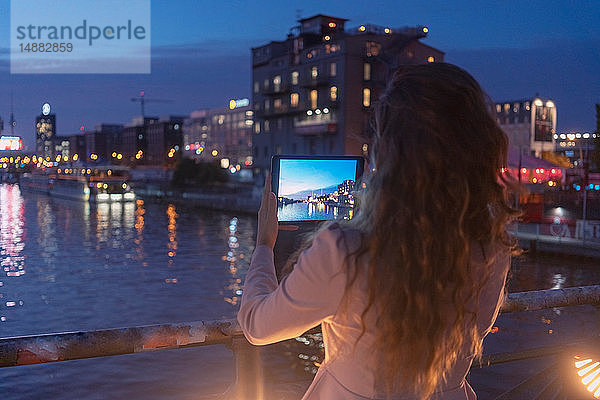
238;63;518;399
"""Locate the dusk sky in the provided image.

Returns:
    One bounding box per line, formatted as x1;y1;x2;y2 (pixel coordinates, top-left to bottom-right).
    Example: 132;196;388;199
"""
279;159;357;197
0;0;599;150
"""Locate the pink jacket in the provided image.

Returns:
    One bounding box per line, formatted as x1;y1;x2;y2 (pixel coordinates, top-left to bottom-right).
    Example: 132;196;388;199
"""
238;224;510;399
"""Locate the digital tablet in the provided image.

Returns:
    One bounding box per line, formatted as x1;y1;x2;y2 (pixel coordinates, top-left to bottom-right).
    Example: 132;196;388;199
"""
271;155;365;222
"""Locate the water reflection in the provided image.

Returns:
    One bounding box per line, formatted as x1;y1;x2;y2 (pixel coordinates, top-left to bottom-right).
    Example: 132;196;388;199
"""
223;217;243;306
0;184;26;322
134;200;146;264
278;202;353;221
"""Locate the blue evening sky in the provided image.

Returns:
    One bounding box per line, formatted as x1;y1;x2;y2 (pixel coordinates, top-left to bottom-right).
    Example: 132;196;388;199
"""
279;159;357;196
0;1;599;149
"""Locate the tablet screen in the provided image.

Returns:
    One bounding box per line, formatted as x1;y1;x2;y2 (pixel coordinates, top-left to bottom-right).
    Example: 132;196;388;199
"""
276;158;359;221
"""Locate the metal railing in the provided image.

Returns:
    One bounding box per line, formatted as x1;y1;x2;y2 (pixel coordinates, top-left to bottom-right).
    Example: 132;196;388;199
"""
2;285;600;398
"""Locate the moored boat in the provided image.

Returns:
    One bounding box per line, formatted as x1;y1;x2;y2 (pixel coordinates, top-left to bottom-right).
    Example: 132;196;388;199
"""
20;166;135;202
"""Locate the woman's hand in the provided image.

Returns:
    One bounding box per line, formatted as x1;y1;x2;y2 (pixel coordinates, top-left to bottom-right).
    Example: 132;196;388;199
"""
256;173;279;248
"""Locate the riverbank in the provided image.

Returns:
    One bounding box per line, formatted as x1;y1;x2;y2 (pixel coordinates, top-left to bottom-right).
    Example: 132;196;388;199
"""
133;183;260;214
134;184;600;259
512;223;600;259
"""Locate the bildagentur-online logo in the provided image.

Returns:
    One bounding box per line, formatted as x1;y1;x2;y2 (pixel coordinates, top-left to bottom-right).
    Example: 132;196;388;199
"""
15;20;147;46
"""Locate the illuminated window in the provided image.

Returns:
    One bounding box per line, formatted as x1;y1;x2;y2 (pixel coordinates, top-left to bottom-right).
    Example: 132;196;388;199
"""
291;71;299;85
330;86;337;101
496;104;501;113
273;75;281;92
427;56;435;63
264;120;270;132
310;89;318;109
311;66;318;79
253;81;259;93
290;93;299;107
366;41;381;57
363;63;371;81
274;98;282;109
254;122;261;134
504;103;510;113
363;88;371;107
330;62;337;77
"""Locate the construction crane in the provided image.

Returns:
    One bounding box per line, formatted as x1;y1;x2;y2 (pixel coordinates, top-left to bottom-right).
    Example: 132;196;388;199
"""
130;90;172;119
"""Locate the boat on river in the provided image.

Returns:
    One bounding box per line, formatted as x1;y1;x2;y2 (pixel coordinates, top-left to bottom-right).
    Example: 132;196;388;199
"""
20;166;135;202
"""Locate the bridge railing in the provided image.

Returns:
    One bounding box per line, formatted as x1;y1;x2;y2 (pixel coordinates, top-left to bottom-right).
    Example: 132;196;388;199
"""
2;285;600;398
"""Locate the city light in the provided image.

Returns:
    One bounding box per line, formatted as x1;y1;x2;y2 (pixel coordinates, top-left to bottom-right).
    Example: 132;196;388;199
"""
359;25;366;32
212;150;218;156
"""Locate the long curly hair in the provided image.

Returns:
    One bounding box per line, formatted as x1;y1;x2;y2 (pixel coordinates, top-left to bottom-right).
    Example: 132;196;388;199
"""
344;63;520;398
286;63;520;399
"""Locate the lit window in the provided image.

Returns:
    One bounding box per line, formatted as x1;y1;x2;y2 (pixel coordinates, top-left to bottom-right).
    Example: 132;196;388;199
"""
274;98;282;109
273;75;281;92
290;93;299;107
330;86;337;101
264;99;270;110
363;63;371;81
310;89;318;109
311;66;318;79
504;104;510;113
291;71;299;85
253;81;259;93
496;104;501;113
264;120;270;132
254;122;261;134
366;41;381;57
427;56;435;63
363;88;371;107
330;62;337;77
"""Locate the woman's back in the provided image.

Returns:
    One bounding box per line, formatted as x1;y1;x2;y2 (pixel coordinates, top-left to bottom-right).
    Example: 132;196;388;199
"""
239;224;510;399
239;62;519;400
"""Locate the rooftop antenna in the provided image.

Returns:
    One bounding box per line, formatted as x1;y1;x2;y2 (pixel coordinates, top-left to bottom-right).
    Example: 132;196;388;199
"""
9;92;16;136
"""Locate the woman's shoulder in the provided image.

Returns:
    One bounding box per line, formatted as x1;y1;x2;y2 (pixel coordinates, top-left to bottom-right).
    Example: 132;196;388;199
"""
322;222;364;255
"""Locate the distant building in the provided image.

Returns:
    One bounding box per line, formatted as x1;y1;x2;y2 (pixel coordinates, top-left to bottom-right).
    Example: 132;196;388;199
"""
495;97;557;158
145;116;185;165
52;136;71;161
68;134;86;161
251;14;444;175
183;102;253;168
36;114;56;159
121;117;158;164
337;179;354;205
85;124;124;163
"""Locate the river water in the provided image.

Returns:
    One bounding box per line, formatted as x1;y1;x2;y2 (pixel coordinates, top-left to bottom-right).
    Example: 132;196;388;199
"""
1;183;599;399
